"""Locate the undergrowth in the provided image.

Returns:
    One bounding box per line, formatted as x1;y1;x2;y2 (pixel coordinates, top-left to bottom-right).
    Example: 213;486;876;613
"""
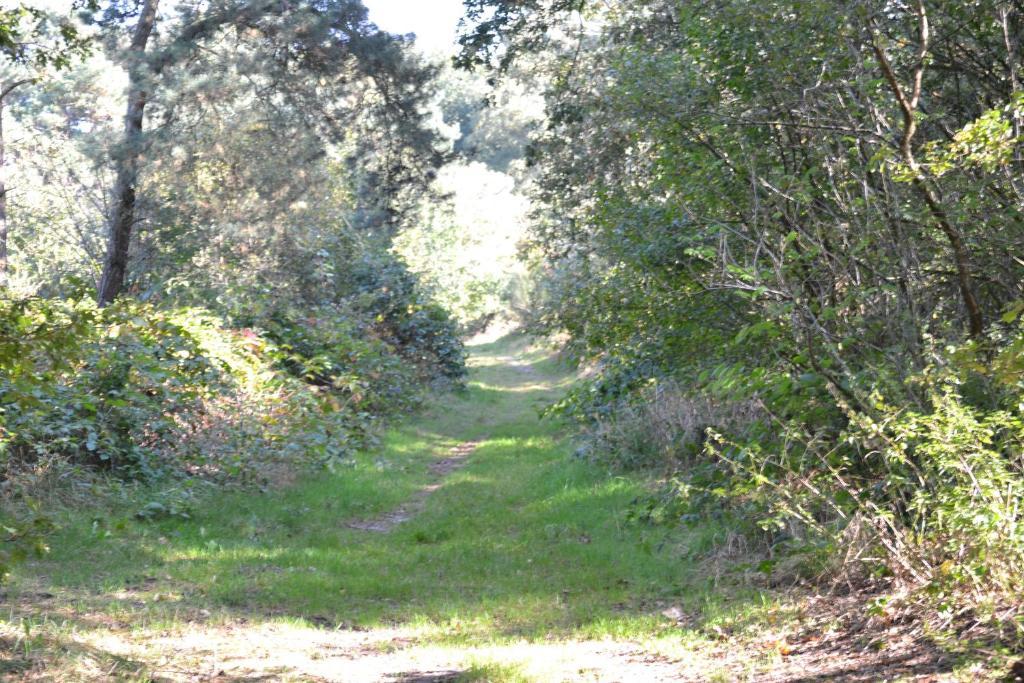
0;283;465;581
561;325;1024;650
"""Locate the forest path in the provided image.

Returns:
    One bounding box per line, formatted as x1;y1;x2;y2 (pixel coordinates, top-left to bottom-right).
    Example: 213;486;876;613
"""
12;331;721;681
7;332;953;681
343;439;483;533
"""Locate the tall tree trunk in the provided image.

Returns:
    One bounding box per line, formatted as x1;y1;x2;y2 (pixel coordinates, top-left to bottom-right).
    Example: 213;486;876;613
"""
97;0;160;306
0;78;31;289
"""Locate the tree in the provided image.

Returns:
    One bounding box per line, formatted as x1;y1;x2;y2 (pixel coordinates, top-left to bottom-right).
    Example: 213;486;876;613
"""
0;0;98;287
95;0;442;305
0;76;32;286
97;0;157;305
458;0;1024;366
0;1;96;69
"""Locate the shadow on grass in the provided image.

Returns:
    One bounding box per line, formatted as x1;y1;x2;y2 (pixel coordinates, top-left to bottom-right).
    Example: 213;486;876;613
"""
19;471;679;644
4;333;956;682
0;629;152;680
10;336;679;654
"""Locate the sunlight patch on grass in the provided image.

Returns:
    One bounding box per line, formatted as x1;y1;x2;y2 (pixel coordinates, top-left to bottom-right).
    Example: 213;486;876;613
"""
8;332;786;679
458;659;533;682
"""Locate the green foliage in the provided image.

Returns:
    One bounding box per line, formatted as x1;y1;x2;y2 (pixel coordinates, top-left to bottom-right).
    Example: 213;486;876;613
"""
459;0;1024;642
716;359;1024;618
348;253;467;382
0;506;53;583
0;284;464;481
0;285;464;580
921;93;1024;177
0;0;471;589
0;1;95;70
0;295;218;477
262;305;404;404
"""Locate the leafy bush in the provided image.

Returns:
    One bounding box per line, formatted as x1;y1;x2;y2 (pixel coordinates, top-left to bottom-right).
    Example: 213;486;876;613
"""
0;289;464;484
565;318;1024;639
702;372;1024;635
259;302;422;415
348;253;467;382
0;296;219;477
571;378;761;471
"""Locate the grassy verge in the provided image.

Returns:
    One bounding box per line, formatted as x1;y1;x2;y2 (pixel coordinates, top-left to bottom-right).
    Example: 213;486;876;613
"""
0;333;995;680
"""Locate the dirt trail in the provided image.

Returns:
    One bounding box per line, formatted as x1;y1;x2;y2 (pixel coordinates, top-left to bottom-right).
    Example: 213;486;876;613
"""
84;339;705;682
345;440;482;533
10;333;963;682
103;623;691;682
122;340;705;682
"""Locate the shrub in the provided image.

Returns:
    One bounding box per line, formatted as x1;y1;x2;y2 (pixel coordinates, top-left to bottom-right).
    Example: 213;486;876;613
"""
0;296;219;478
0;291;460;483
574;378;761;471
348;252;467;382
0;278;467;583
259;302;422;415
697;353;1024;639
568;319;1024;639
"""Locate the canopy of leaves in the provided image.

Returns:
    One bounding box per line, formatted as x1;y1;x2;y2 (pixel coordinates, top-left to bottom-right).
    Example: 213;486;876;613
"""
0;1;96;69
459;0;1024;637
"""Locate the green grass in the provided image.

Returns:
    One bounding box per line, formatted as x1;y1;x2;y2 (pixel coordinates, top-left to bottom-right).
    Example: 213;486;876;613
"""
458;660;532;682
1;333;995;681
3;333;784;679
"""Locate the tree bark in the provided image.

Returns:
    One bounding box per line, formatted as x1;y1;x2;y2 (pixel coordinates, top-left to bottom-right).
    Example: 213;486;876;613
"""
97;0;160;306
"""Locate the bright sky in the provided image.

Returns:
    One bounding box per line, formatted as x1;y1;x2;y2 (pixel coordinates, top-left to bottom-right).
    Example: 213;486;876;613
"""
362;0;467;55
29;0;469;55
